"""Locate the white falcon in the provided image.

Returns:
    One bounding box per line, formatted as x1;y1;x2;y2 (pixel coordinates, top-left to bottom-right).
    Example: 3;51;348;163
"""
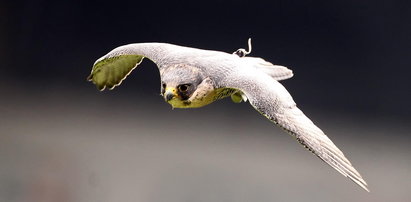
88;39;369;192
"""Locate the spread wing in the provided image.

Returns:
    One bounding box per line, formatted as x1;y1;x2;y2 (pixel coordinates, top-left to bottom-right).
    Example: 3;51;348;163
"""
87;54;144;90
222;70;369;192
87;43;178;90
88;42;295;91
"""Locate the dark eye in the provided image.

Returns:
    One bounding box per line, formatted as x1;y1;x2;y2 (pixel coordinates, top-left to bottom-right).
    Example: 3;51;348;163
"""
161;83;166;95
178;84;190;92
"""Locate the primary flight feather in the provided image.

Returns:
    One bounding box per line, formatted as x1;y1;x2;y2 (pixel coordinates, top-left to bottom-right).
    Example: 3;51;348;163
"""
87;39;369;192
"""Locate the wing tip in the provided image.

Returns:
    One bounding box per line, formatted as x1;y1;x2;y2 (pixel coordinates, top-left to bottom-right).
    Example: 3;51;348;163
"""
354;179;370;192
347;174;370;192
87;73;106;91
86;74;93;82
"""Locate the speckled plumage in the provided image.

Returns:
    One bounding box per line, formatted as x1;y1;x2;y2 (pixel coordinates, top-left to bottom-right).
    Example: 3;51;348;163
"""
88;41;369;191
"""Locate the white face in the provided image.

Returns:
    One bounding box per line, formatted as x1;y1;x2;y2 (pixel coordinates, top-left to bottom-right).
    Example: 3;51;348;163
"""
160;65;204;106
162;77;217;109
161;85;191;108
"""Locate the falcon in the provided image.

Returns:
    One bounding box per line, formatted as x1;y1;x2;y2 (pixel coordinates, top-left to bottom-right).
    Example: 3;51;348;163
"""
87;39;369;191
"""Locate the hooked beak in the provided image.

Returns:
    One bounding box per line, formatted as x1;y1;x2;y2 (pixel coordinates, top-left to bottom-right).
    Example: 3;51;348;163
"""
164;87;178;102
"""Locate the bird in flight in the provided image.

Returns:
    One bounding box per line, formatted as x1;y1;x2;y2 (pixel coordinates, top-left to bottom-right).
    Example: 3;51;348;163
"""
87;39;369;192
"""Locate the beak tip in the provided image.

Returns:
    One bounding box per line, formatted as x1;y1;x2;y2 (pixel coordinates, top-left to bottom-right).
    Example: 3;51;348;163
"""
164;92;174;102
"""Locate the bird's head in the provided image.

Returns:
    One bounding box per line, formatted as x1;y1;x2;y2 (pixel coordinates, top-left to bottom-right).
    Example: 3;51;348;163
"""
160;64;207;108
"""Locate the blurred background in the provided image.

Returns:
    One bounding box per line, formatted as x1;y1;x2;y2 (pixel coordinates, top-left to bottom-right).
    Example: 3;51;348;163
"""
1;0;410;201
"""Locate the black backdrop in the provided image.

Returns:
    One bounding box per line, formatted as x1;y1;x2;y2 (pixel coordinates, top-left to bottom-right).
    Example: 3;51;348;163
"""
3;0;410;117
1;1;411;201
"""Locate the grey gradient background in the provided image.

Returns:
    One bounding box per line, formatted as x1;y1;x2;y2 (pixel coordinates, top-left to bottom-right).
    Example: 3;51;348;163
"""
1;1;410;201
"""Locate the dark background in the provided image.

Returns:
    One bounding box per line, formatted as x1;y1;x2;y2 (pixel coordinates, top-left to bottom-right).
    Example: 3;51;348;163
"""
1;1;410;202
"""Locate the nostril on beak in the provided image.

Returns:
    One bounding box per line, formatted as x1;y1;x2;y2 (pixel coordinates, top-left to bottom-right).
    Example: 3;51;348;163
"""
165;92;174;101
